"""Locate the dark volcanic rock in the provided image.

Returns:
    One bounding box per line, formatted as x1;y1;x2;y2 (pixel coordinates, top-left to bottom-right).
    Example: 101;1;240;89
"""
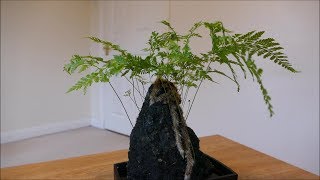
127;79;216;180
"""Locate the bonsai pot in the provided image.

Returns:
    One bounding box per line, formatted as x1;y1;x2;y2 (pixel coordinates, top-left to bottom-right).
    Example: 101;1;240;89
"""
114;156;238;180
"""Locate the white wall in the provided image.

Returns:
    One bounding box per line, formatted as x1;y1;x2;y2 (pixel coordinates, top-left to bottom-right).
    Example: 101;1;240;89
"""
90;1;170;134
1;1;92;142
171;1;319;175
93;1;319;175
172;1;319;174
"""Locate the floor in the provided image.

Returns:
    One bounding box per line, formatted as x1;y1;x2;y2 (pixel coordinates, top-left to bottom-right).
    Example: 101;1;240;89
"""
0;126;129;168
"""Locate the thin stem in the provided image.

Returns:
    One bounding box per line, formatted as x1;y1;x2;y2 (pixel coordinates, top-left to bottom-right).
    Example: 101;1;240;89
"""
109;82;133;127
135;78;144;102
148;73;152;84
83;56;109;64
129;95;141;111
185;61;213;120
132;79;139;109
95;58;109;64
185;81;202;120
182;87;190;108
124;76;144;99
180;85;184;105
141;80;146;98
185;100;191;118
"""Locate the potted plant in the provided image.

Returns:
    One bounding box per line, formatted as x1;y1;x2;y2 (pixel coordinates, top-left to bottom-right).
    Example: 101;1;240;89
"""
64;21;297;180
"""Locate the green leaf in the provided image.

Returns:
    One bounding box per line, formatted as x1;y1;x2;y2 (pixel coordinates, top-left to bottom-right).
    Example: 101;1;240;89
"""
78;65;88;73
160;20;175;32
250;31;265;41
210;69;238;88
67;72;100;94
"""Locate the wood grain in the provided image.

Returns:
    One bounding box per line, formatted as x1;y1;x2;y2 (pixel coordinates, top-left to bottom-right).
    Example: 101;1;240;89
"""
1;135;318;179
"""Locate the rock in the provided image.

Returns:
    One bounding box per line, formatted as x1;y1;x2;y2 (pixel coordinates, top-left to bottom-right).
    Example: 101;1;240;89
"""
127;78;216;180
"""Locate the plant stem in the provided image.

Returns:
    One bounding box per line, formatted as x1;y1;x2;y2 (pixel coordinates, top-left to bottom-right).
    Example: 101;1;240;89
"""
109;82;134;127
185;80;202;120
141;79;146;97
135;78;144;102
185;61;213;120
132;78;139;109
124;76;144;99
185;100;191;118
129;95;141;111
182;87;190;108
180;85;184;104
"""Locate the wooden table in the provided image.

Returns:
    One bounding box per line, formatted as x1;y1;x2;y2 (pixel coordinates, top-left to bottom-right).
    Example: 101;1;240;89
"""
1;135;318;179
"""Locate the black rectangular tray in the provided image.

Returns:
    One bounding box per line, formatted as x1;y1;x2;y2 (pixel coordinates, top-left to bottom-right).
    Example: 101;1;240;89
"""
114;156;238;180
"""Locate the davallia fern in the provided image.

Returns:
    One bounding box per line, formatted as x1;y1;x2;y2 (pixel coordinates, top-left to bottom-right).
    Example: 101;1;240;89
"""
64;20;298;118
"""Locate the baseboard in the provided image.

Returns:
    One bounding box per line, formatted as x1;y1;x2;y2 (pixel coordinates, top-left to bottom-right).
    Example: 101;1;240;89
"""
1;119;91;144
90;117;104;129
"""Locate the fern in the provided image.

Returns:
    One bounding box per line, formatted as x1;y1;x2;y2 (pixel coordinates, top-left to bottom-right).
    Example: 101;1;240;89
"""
67;72;99;94
64;20;298;117
234;32;298;73
246;59;274;116
87;36;127;55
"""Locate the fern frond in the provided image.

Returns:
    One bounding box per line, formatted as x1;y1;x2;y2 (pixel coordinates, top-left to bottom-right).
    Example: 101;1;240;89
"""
67;72;100;94
231;53;247;79
210;69;238;86
245;60;274;117
87;36;127;55
249;31;265;41
256;39;297;72
235;32;298;73
160;20;175;32
64;55;84;74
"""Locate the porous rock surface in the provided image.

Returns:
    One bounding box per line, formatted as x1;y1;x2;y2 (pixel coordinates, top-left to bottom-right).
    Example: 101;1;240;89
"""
127;79;216;180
